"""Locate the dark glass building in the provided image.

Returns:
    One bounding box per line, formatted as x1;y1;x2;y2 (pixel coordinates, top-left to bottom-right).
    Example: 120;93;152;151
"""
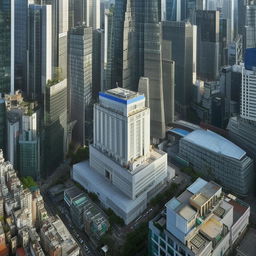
195;10;220;81
0;0;11;93
42;79;68;177
162;21;196;117
69;26;93;145
0;99;6;151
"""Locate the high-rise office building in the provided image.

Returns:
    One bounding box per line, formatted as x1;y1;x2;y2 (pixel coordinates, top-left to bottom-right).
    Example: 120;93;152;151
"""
144;0;169;139
92;29;104;100
227;49;256;162
0;0;14;94
196;10;220;81
28;4;52;100
162;21;197;117
0;99;5;152
14;0;34;92
112;0;138;90
164;0;187;21
72;88;169;224
238;0;246;36
19;106;40;180
86;0;100;29
69;0;100;29
69;26;93;146
4;92;40;177
104;7;114;91
69;0;83;28
112;0;170;139
241;49;256;121
43;79;68;177
220;65;242;121
121;0;137;91
7;111;20;168
244;1;256;49
58;0;69;79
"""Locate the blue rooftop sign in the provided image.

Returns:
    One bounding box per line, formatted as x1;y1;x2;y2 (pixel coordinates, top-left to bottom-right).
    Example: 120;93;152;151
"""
99;92;145;105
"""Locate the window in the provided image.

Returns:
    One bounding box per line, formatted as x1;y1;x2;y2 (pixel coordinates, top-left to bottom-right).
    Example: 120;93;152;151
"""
153;233;159;243
152;241;158;253
168;237;174;247
179;247;186;256
160;248;166;256
167;246;174;256
105;170;111;180
160;239;165;249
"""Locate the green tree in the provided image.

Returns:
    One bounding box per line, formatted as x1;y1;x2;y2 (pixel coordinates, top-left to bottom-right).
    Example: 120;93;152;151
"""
122;223;148;256
21;176;37;188
71;146;89;165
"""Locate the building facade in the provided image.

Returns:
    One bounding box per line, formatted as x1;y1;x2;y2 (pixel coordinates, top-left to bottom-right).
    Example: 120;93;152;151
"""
241;67;256;121
72;88;169;224
179;129;254;196
43;79;67;177
149;178;250;256
195;10;220;81
19;111;40;180
69;26;93;145
162;21;196;117
0;0;14;94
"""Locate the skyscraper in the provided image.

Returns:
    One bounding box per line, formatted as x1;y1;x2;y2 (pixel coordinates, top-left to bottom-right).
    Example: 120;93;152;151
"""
92;29;104;100
244;1;256;49
69;26;93;145
86;0;100;29
19;106;40;180
43;78;68;177
7;111;20;168
72;88;168;224
0;99;6;151
227;48;256;162
14;0;34;92
58;0;69;79
28;4;52;100
162;21;197;117
0;0;14;94
164;0;187;21
241;49;256;121
144;0;168;139
121;0;137;91
196;10;220;81
111;0;174;139
104;7;114;91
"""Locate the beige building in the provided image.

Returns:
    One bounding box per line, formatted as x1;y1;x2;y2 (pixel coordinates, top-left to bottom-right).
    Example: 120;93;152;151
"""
149;178;250;256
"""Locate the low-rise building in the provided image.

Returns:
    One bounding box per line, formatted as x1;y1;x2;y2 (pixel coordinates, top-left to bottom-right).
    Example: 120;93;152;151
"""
149;178;250;256
64;186;109;238
179;129;254;196
40;217;80;256
0;149;79;255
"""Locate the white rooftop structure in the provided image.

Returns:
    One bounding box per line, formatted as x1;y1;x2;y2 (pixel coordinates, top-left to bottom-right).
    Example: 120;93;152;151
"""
183;129;246;160
72;161;152;223
187;178;208;195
